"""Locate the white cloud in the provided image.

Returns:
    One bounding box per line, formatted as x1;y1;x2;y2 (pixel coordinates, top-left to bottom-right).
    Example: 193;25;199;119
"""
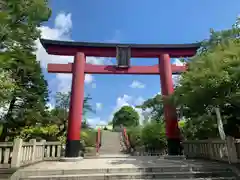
54;13;72;33
116;94;132;108
96;103;103;111
130;80;145;89
86;57;105;65
87;117;107;127
36;12;104;93
172;58;185;66
55;74;72;93
46;102;54;111
85;74;94;84
134;96;145;105
172;58;185;86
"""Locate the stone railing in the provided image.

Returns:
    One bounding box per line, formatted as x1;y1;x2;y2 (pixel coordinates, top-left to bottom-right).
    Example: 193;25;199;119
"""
183;136;240;163
0;138;62;169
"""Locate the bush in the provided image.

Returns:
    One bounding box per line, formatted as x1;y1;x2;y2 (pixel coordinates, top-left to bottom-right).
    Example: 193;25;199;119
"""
127;126;143;148
19;125;97;148
19;125;59;141
126;121;167;152
141;121;166;151
81;129;97;147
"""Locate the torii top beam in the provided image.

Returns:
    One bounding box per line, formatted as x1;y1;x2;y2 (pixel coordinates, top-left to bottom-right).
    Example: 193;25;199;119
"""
40;39;201;58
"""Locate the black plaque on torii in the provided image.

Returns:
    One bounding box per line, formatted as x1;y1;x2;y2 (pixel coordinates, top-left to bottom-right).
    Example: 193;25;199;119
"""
116;45;131;68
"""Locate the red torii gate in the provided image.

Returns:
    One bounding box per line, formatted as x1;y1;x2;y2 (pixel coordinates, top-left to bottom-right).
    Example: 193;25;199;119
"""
40;39;200;158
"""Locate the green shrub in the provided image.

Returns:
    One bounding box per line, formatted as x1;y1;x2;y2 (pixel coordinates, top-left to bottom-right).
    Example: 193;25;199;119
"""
19;125;59;141
81;129;97;147
126;121;166;152
19;125;97;148
141;121;166;151
127;126;143;148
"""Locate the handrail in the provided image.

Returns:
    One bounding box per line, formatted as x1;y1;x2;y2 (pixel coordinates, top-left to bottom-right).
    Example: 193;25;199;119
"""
123;127;130;149
96;128;101;153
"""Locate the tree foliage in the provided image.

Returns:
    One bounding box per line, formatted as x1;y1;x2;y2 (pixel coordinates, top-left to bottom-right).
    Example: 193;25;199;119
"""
0;0;97;147
16;91;95;145
141;121;166;151
170;17;240;139
134;17;240;140
126;121;166;152
35;91;95;140
112;106;139;128
127;126;142;148
0;0;51;141
0;70;15;107
49;91;94;127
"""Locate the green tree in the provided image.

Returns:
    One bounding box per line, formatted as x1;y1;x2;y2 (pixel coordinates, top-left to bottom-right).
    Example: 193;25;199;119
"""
170;17;240;139
0;0;51;141
181;116;219;140
0;70;15;107
112;106;139;128
18;92;95;141
47;92;94;135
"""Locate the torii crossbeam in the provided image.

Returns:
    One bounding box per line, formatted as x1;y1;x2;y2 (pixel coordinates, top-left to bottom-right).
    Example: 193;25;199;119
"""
40;39;200;158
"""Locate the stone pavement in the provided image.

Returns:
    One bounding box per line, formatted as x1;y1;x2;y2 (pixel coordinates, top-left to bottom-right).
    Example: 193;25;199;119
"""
10;156;240;179
16;156;188;170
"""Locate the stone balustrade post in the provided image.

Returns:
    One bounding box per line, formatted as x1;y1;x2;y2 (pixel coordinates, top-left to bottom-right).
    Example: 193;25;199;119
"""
208;141;214;159
40;140;46;160
226;136;238;163
11;138;23;168
29;139;36;162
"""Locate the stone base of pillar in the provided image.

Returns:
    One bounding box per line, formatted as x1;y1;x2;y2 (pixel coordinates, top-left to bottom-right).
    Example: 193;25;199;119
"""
167;138;182;155
65;139;83;158
60;156;83;162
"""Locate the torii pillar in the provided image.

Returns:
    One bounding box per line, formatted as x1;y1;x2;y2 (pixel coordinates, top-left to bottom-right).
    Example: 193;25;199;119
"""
65;52;85;157
159;54;181;155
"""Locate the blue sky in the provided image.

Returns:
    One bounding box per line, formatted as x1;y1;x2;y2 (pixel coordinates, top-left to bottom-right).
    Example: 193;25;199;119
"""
37;0;240;126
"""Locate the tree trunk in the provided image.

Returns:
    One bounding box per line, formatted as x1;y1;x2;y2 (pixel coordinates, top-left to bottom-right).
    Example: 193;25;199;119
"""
56;123;66;137
0;125;7;141
0;96;17;141
214;107;226;140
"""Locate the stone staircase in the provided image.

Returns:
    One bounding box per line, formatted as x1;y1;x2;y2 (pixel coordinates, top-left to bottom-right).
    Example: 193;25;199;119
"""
99;131;122;155
13;157;239;180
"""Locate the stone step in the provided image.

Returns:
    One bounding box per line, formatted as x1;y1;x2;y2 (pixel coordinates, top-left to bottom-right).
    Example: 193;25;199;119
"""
85;154;129;159
22;171;237;180
16;167;236;178
99;149;121;152
99;149;121;153
33;166;233;175
22;178;237;180
100;146;120;148
0;169;15;180
22;177;237;180
26;166;233;174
